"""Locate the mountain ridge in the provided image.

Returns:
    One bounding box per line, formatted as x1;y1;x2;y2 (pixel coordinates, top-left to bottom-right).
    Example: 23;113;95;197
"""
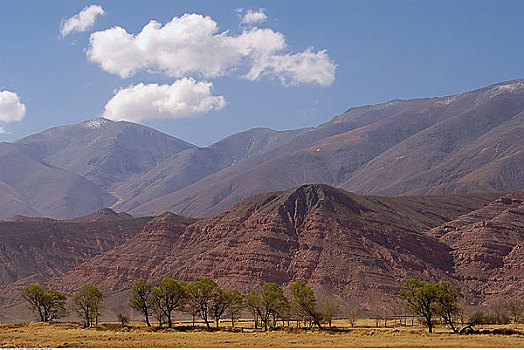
0;79;523;219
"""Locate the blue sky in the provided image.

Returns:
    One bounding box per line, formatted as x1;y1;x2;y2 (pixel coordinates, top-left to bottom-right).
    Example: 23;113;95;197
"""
1;0;524;146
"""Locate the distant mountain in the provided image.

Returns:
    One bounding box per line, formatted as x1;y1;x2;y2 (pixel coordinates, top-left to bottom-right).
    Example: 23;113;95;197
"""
129;80;524;217
0;142;115;219
14;117;195;189
0;79;522;219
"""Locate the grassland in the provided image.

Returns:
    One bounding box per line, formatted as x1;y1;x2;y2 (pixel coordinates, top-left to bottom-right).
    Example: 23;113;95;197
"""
0;320;523;348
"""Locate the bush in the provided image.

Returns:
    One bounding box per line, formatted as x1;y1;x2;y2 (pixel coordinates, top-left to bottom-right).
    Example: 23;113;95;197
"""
118;313;130;326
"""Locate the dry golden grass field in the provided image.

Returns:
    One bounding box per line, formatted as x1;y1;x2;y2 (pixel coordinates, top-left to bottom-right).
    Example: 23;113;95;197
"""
0;320;523;348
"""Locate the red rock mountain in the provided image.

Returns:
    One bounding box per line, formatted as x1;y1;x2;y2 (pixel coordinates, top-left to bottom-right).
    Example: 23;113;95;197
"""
50;185;499;307
428;191;524;300
0;209;153;306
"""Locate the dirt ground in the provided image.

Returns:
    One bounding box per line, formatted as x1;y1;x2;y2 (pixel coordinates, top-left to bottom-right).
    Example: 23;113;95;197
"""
0;320;523;348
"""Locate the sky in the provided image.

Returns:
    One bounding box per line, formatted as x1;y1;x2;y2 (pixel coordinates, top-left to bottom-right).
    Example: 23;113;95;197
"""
2;0;524;146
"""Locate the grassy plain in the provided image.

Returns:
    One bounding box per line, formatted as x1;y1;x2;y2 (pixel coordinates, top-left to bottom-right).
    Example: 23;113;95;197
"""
0;320;523;348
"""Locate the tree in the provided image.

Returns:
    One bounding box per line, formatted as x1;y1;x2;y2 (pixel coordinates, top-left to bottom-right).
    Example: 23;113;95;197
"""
488;297;511;324
129;279;154;326
71;285;103;328
289;280;323;329
318;294;340;328
398;279;438;333
246;283;288;331
209;288;234;328
21;284;67;322
507;298;524;323
434;281;462;333
117;313;130;326
187;277;220;328
150;275;187;328
225;289;244;328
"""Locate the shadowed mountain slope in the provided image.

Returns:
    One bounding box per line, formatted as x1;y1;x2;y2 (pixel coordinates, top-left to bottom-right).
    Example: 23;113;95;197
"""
0;143;115;219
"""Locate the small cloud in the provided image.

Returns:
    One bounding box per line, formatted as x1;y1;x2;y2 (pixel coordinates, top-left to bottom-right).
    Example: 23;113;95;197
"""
241;9;268;25
60;5;105;38
103;78;226;123
0;90;26;123
0;90;26;133
247;48;336;87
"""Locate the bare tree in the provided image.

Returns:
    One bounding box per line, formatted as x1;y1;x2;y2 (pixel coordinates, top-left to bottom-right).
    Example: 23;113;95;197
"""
506;298;524;323
317;294;340;328
488;298;510;324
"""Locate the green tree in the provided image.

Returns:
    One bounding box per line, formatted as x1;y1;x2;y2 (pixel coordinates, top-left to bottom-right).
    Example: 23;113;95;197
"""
434;281;462;333
129;279;154;327
289;280;323;329
245;283;288;331
187;277;220;328
398;279;438;333
209;288;232;328
71;285;104;328
150;275;187;328
225;289;244;328
21;284;67;322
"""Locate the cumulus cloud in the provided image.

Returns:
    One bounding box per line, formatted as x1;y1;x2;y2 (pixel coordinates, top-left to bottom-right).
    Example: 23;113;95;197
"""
0;91;26;129
87;13;335;86
248;48;336;87
103;78;226;122
60;5;105;38
241;9;268;24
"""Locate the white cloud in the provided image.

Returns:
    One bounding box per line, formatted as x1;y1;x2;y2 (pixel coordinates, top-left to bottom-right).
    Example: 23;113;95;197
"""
248;48;336;87
103;78;226;122
87;13;335;86
241;9;268;24
0;91;26;128
60;5;105;38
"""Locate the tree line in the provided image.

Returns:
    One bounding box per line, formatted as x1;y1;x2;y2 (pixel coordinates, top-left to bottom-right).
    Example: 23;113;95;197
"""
20;277;524;332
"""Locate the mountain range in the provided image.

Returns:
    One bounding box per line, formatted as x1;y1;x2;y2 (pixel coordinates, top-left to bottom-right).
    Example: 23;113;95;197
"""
0;79;522;321
1;79;523;220
1;185;523;322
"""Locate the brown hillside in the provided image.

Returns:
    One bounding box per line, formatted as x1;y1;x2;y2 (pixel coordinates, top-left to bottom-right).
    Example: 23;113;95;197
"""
0;209;153;305
51;185;496;307
428;191;524;300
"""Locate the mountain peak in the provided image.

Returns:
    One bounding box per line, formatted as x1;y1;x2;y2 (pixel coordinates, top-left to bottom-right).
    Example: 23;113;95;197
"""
81;117;114;130
66;208;134;223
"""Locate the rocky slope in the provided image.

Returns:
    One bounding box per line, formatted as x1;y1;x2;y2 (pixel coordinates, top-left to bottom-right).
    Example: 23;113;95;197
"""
0;209;153;305
50;185;497;306
428;191;524;300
